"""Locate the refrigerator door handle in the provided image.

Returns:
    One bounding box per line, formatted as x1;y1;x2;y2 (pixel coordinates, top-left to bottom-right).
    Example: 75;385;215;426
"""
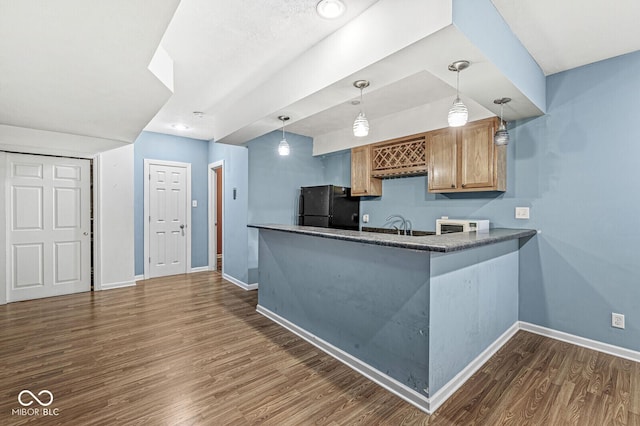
299;193;304;216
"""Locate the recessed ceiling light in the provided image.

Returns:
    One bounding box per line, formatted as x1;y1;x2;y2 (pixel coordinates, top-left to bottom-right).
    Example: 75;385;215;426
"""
316;0;346;19
172;123;190;131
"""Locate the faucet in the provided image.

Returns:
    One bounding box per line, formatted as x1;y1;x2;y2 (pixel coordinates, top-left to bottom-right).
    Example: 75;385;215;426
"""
386;214;409;236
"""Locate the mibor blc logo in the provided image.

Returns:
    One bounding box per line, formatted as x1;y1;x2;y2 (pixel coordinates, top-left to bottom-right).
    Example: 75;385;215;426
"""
11;390;60;417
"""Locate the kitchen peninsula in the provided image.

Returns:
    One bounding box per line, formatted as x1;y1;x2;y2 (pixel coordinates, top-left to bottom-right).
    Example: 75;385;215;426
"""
249;224;536;413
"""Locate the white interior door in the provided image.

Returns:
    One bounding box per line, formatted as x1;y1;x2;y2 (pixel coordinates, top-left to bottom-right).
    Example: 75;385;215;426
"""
6;153;91;302
146;161;191;278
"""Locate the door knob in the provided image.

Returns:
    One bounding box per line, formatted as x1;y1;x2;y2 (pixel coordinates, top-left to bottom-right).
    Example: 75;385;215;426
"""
83;232;89;236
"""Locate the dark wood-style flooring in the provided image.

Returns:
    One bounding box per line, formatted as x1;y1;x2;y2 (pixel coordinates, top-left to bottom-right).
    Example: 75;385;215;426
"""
0;272;638;425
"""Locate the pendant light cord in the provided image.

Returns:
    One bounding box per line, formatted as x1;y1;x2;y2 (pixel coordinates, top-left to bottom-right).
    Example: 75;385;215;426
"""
456;70;460;99
360;87;364;114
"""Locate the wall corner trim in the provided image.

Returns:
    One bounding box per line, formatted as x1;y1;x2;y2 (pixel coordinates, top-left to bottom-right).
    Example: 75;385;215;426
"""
223;273;258;291
428;322;520;412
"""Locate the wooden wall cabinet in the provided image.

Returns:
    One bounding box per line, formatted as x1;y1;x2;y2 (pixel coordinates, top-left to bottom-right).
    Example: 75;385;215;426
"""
428;117;506;193
351;145;382;196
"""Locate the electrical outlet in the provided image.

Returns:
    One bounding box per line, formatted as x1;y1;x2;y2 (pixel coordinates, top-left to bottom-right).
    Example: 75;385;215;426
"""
515;207;530;219
612;313;625;329
362;214;369;223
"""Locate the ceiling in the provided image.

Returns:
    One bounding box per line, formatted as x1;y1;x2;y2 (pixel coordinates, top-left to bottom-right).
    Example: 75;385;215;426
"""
492;0;640;76
0;0;180;149
144;0;381;140
1;0;639;156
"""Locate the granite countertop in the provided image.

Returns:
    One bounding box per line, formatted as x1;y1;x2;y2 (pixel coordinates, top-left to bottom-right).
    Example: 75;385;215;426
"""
248;224;537;253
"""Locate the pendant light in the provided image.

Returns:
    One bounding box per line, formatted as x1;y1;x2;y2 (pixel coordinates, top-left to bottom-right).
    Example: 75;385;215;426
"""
493;98;511;146
353;80;370;137
278;115;290;156
447;60;470;127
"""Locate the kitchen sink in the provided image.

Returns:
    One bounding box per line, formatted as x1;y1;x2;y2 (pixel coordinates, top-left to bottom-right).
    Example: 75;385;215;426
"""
361;226;435;237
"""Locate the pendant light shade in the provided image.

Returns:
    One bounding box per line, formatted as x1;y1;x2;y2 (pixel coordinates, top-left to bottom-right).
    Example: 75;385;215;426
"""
353;112;369;137
353;80;370;137
448;98;468;127
493;98;511;146
447;60;470;127
278;139;290;156
278;115;290;156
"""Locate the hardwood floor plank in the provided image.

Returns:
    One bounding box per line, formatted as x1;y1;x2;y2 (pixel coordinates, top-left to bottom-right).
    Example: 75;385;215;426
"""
0;272;638;425
632;361;640;415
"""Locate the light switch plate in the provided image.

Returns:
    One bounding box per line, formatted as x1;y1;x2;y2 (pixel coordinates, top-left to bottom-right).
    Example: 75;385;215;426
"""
192;200;198;207
515;207;530;219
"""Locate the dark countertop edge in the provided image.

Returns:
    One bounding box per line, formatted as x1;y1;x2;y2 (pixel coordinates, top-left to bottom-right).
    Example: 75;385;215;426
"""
248;224;537;253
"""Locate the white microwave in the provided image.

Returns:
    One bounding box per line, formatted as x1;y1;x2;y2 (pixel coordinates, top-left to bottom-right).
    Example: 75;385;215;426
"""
436;219;490;235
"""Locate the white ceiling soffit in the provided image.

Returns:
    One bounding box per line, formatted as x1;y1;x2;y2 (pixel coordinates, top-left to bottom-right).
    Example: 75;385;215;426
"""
492;0;640;76
0;0;180;154
144;0;382;139
214;0;455;145
304;22;545;155
226;18;545;151
287;71;455;138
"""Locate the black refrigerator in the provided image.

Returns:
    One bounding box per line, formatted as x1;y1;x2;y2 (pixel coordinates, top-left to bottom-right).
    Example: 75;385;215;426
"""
298;185;360;230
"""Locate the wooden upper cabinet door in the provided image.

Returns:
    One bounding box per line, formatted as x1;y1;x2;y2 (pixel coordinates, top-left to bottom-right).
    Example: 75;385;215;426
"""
428;127;458;191
351;145;382;196
460;118;497;190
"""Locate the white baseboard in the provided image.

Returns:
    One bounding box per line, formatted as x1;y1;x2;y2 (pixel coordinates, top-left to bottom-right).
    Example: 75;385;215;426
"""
519;321;640;363
257;305;431;412
427;321;520;412
254;306;640;415
134;267;216;283
99;280;136;290
223;273;258;291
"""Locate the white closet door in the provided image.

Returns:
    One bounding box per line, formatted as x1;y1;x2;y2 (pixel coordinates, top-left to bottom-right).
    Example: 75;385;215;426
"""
7;153;91;302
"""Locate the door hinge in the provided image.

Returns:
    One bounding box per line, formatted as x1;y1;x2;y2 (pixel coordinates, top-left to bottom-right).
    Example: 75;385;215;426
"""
148;257;151;264
148;173;151;180
148;215;151;223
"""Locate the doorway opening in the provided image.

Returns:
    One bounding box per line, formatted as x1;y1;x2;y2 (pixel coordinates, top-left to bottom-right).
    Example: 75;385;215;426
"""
208;161;223;272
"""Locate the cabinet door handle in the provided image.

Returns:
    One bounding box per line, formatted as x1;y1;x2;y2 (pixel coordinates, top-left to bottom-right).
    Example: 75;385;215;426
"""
364;189;368;193
451;184;455;188
461;184;467;188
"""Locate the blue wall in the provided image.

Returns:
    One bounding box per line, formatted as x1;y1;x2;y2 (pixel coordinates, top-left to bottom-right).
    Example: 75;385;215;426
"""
246;132;352;282
320;149;351;187
248;131;325;226
322;50;640;352
134;131;210;276
209;140;250;284
516;50;640;350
